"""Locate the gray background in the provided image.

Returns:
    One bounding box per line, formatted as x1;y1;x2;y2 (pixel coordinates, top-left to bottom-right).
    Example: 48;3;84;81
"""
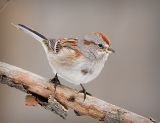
0;0;160;123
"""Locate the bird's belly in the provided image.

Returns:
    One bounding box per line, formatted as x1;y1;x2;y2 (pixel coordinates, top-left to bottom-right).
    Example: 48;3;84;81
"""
48;54;107;85
54;65;100;85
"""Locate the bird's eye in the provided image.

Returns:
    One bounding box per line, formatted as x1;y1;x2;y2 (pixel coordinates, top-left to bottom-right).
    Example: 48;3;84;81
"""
98;43;104;48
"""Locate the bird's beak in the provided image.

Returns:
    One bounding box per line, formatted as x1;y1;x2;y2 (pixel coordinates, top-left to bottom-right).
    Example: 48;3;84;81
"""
106;47;115;53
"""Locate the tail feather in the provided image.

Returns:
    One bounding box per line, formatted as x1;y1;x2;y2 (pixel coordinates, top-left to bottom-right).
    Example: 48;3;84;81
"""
12;23;47;42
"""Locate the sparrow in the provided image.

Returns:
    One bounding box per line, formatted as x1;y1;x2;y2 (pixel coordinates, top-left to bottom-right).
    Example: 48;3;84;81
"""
12;24;115;100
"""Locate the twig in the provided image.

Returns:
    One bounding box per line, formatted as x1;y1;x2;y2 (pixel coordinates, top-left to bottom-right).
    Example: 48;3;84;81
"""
0;61;156;122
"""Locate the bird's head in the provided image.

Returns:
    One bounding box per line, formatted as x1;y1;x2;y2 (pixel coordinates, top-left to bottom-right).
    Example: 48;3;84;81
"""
79;32;115;60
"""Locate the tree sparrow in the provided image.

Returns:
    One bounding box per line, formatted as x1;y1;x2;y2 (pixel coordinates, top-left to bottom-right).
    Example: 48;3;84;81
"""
12;24;115;100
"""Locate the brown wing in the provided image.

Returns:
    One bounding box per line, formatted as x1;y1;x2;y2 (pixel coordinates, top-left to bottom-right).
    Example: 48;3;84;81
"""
56;38;82;59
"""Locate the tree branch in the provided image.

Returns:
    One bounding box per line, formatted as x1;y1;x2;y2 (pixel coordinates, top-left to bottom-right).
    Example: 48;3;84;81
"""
0;61;156;123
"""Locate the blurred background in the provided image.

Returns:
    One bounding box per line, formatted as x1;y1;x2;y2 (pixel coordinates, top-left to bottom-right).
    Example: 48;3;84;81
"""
0;0;160;123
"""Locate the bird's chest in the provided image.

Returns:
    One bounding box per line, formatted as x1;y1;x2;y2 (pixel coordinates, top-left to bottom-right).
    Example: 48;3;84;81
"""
47;46;109;84
48;53;107;84
49;53;91;74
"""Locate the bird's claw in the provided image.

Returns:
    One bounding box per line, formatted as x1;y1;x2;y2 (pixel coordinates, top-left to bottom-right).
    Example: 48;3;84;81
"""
78;84;92;101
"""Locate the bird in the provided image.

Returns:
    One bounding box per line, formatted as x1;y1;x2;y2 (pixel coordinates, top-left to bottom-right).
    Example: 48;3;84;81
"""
12;23;115;100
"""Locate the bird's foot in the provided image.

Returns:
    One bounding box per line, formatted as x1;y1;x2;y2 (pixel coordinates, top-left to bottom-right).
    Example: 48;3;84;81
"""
78;83;92;101
74;84;92;116
49;73;61;91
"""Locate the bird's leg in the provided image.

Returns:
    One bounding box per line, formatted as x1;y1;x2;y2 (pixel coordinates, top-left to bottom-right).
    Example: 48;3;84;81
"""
78;83;92;101
74;84;92;116
49;73;61;90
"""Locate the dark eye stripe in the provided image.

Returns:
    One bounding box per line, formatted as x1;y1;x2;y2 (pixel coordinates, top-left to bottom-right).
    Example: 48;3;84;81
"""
83;40;96;45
